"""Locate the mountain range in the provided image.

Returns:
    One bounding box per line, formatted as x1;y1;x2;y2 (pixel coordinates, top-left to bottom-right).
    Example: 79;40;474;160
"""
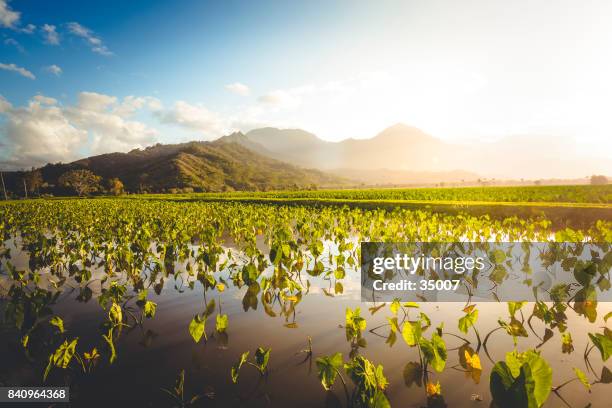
3;123;608;195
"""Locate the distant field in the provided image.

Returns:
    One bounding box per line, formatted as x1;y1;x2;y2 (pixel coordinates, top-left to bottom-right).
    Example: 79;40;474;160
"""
132;184;612;205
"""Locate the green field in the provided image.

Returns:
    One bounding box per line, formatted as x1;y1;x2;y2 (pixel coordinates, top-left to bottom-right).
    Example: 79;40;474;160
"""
128;184;612;205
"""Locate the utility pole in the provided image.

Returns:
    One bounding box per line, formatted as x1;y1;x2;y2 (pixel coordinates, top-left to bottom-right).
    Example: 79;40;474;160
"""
23;177;28;199
0;171;7;200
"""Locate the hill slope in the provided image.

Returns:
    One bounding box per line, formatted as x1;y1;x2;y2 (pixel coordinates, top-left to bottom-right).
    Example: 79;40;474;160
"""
4;137;346;194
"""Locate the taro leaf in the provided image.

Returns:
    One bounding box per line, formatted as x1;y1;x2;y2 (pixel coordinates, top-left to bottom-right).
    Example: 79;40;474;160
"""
588;333;612;362
508;301;527;317
574;262;598;286
390;299;401;315
44;338;79;381
49;316;64;333
231;351;249;383
316;352;343;390
216;314;228;333
573;367;591;391
401;321;421;347
458;309;478;334
490;361;531;408
255;347;271;373
242;283;260;312
574;286;598;323
371;391;391;408
419;312;431;330
334;282;343;294
369;303;386;315
109;302;122;325
189;314;206;343
387;317;399;333
499;317;528;340
420;334;447;372
600;366;612;384
143;300;157;318
402;361;423;387
344;356;389;404
204;299;216;317
561;332;574;354
505;350;552;407
53;338;78;369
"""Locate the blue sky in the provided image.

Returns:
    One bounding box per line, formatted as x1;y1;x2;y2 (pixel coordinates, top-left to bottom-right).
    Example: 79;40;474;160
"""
1;0;612;172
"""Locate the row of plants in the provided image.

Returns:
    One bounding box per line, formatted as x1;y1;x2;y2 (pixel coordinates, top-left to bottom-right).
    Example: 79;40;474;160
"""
0;198;610;406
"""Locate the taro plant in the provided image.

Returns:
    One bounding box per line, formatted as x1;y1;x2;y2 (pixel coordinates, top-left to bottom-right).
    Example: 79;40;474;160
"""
315;353;390;408
230;346;272;383
489;349;552;408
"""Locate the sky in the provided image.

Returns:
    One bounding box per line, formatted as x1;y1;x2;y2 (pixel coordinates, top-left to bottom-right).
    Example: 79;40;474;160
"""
1;0;612;170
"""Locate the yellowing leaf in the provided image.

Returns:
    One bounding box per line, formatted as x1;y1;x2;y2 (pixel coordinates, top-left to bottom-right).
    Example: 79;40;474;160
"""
465;349;482;370
426;381;441;397
216;283;225;292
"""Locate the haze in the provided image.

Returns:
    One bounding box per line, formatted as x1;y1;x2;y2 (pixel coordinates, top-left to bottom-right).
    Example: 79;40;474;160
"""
0;0;611;178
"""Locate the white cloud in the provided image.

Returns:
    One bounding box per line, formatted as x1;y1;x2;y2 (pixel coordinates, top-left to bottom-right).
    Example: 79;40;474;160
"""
44;64;62;76
257;85;313;110
41;24;60;45
0;92;161;168
156;101;228;137
67;22;113;56
0;62;35;79
225;82;250;96
0;96;87;167
3;38;24;53
19;23;35;34
0;0;19;28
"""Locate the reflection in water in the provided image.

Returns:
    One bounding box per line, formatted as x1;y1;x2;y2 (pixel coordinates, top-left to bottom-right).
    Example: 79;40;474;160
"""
0;200;610;407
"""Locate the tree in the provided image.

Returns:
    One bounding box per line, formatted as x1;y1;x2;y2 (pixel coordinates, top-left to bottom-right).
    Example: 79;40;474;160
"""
59;170;101;196
23;169;43;196
106;178;125;195
590;175;608;185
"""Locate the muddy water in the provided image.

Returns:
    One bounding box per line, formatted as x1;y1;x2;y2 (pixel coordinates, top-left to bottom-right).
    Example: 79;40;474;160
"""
0;241;610;407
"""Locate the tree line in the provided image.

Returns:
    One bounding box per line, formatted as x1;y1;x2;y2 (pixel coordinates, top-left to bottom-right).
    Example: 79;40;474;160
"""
1;169;124;199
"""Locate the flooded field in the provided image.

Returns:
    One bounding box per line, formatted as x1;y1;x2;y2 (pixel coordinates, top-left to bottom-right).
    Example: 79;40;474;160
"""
0;199;610;407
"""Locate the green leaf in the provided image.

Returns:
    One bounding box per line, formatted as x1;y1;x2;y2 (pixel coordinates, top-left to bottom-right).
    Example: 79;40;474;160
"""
189;314;206;343
49;316;65;333
316;352;343;390
402;361;423;387
508;301;527;317
231;351;249;383
143;300;157;318
420;333;447;372
216;314;228;332
504;350;552;407
458;309;478;334
401;321;421;346
589;332;612;362
573;367;591;391
254;346;271;373
44;338;79;381
109;302;122;325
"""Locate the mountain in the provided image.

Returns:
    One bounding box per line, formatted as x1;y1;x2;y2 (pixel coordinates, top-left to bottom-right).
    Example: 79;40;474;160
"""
3;138;347;194
221;124;478;183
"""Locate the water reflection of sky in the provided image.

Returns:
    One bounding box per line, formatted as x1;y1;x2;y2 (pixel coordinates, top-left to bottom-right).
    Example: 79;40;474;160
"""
0;236;610;407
